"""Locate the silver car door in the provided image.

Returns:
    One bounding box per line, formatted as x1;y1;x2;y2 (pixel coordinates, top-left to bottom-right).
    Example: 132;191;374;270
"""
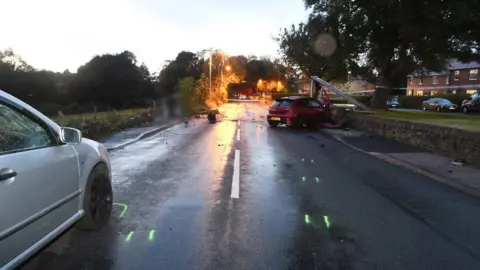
0;100;80;267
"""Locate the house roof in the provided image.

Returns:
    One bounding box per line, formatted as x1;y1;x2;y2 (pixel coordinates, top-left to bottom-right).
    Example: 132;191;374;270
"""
407;71;447;77
447;60;480;70
407;84;480;90
407;60;480;77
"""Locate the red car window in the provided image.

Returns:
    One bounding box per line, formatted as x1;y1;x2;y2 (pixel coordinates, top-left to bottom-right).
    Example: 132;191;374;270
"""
272;100;294;107
296;99;309;107
309;99;322;107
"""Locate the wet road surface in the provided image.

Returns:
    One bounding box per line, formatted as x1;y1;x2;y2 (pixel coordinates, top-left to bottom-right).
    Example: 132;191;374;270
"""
21;103;480;269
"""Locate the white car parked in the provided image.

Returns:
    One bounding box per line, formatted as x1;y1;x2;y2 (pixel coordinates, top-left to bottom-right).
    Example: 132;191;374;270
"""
0;90;113;269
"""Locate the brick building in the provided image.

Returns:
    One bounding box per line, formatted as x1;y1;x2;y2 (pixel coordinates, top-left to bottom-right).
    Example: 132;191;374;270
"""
406;60;480;96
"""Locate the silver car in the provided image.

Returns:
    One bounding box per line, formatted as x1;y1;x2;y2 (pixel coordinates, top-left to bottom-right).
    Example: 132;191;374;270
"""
0;90;113;269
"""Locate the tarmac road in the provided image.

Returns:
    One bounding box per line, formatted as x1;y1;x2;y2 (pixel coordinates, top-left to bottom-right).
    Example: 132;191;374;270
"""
20;102;480;270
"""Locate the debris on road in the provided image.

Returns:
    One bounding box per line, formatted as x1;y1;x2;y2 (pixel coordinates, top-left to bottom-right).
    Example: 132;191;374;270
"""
207;111;217;124
452;159;466;166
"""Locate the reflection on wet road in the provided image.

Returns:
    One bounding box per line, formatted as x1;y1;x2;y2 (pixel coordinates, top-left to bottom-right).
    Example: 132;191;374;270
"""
21;102;480;270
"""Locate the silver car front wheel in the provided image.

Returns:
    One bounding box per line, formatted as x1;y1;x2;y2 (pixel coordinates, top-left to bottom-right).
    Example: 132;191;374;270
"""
76;164;113;231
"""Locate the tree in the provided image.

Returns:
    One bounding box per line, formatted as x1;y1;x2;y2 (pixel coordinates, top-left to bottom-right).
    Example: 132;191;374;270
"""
0;48;34;72
227;55;248;79
279;0;480;109
196;74;210;104
157;51;203;97
156;51;205;115
276;21;349;83
138;62;155;102
69;50;152;109
244;58;283;86
0;49;59;109
157;50;292;110
177;77;197;116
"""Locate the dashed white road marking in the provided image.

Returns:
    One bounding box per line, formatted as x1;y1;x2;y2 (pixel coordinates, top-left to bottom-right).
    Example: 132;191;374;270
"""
237;120;240;126
237;129;241;141
231;149;240;198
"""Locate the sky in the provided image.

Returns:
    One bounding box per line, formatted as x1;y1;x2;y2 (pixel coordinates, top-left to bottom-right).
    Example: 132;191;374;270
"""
0;0;308;73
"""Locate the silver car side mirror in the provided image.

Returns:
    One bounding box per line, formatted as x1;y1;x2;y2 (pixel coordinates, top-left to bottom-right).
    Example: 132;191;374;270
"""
60;127;82;144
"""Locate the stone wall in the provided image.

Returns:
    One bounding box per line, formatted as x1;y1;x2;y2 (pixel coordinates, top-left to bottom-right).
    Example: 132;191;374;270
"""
347;114;480;164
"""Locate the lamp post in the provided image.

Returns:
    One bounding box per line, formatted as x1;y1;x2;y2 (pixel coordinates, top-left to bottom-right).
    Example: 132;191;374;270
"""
208;49;230;93
209;49;212;93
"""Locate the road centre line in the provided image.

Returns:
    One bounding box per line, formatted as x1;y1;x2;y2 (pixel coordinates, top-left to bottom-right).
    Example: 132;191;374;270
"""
237;129;241;141
231;149;240;198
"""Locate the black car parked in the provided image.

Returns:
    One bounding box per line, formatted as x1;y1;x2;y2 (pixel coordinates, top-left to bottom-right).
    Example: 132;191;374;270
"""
422;98;458;112
461;92;480;114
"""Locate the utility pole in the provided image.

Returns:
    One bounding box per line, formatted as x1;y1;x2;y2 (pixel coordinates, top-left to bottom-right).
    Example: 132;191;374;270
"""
221;54;224;87
209;49;212;93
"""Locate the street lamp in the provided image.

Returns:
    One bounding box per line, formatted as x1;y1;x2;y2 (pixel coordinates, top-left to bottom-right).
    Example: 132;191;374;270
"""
206;49;233;97
209;49;213;93
209;49;228;92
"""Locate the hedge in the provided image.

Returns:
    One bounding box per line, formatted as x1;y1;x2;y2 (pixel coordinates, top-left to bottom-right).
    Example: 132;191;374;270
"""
330;95;372;105
331;94;470;109
272;93;470;109
398;94;470;109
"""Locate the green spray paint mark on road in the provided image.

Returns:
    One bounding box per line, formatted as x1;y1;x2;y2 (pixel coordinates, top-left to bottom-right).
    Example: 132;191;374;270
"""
315;177;320;183
305;214;310;224
302;177;306;182
125;231;134;242
148;230;156;242
113;203;128;217
324;216;331;228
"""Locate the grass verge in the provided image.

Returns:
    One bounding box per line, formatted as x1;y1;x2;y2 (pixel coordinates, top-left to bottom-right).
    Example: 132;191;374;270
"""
53;109;147;123
368;110;480;132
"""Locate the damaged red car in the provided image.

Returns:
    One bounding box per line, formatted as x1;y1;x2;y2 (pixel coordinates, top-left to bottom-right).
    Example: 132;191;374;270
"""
267;96;331;128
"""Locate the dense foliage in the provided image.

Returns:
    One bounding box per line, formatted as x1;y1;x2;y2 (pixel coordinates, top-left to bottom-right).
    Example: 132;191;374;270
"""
0;48;290;116
277;0;480;109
